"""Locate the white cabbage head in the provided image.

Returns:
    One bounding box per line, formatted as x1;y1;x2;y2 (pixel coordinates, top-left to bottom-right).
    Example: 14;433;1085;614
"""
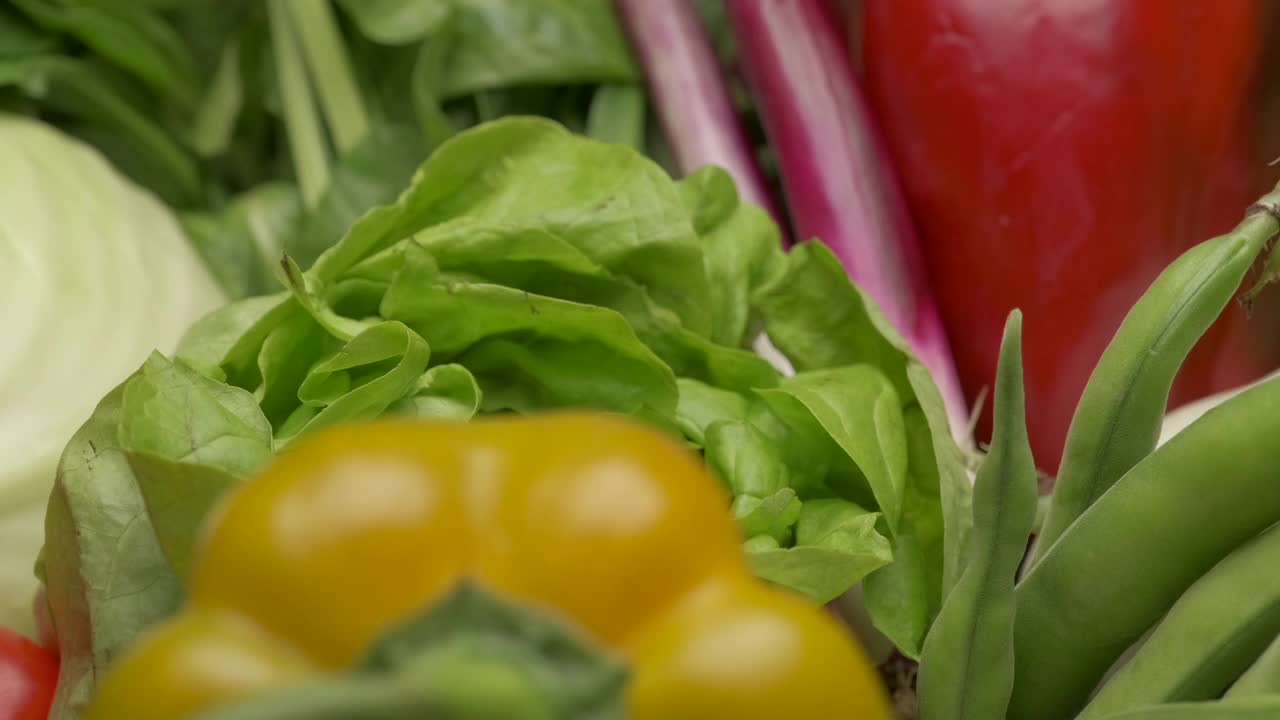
0;115;224;635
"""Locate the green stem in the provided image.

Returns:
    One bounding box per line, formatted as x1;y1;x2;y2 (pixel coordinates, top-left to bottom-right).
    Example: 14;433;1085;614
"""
286;0;370;155
402;644;557;720
186;648;555;720
268;0;330;208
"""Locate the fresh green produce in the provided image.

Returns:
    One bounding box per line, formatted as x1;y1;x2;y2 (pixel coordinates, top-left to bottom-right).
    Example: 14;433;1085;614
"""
37;116;966;717
19;5;1280;716
916;311;1036;720
84;413;891;720
1012;373;1280;718
1;0;648;299
1227;635;1280;697
1032;201;1280;565
0;115;223;635
1076;522;1280;717
909;182;1280;720
1090;699;1280;720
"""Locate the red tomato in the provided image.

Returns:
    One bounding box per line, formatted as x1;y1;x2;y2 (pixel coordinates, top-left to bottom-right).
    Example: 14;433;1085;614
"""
0;626;58;720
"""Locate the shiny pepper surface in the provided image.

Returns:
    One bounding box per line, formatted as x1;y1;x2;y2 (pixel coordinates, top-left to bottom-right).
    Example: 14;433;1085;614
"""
862;0;1279;470
86;413;890;719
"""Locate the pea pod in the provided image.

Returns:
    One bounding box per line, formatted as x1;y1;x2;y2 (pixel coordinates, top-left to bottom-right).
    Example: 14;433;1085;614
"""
1032;192;1280;566
1092;698;1280;720
1226;634;1280;697
1077;522;1280;718
917;312;1037;720
1009;375;1280;720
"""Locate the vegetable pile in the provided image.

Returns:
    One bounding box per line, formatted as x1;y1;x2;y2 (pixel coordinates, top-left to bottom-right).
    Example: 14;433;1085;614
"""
915;187;1280;719
36;116;967;718
83;414;890;720
4;2;1280;719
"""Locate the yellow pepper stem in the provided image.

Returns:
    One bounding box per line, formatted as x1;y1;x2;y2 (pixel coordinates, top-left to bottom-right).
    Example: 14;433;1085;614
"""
399;644;556;720
185;582;629;720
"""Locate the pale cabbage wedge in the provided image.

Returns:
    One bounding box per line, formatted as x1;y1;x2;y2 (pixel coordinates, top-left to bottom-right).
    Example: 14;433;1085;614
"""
0;115;223;634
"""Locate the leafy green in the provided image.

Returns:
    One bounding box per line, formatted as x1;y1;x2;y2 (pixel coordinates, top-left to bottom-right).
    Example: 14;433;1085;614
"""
4;0;659;295
37;119;961;711
758;366;907;530
120;353;273;578
42;382;183;717
290;124;425;268
0;54;201;204
181;183;301;300
126;456;237;582
388;364;482;420
677;165;782;347
319;118;713;332
336;0;449;46
11;0;198;106
704;420;790;497
121;353;273;477
672;378;749;446
438;0;637;97
175;293;300;385
747;499;894;604
586;83;645;150
285;321;431;441
733;489;802;544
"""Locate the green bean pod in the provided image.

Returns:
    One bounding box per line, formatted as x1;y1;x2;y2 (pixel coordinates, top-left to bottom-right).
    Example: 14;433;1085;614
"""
1032;193;1280;567
1226;634;1280;698
1094;698;1280;720
917;313;1037;720
1077;522;1280;718
1008;375;1280;720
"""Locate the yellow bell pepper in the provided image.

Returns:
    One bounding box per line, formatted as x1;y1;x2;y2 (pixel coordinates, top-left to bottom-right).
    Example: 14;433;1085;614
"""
86;413;890;719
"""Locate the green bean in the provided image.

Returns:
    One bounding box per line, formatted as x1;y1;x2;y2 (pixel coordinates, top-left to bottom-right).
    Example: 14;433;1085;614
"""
917;312;1037;720
1032;190;1280;567
1093;698;1280;720
1077;522;1280;718
1008;375;1280;720
1226;633;1280;698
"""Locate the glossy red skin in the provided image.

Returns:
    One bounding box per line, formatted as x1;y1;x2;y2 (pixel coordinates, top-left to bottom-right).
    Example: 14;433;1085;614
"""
0;626;58;720
862;0;1276;469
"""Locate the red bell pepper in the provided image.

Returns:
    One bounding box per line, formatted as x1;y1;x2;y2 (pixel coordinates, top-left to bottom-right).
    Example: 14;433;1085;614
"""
0;626;58;720
860;0;1279;469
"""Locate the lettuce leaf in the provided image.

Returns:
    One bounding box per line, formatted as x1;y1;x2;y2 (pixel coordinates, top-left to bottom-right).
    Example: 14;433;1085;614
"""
39;118;960;711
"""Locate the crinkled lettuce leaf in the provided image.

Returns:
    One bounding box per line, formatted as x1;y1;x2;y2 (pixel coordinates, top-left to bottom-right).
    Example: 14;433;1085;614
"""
40;118;963;713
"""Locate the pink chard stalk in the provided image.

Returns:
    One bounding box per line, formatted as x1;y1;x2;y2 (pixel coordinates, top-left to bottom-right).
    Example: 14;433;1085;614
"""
723;0;970;441
613;0;783;224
